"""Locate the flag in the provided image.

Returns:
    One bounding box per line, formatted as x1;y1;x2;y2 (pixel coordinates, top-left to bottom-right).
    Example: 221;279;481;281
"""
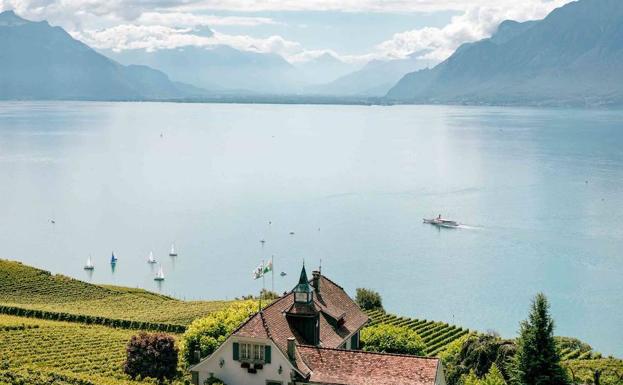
253;262;265;280
263;259;273;275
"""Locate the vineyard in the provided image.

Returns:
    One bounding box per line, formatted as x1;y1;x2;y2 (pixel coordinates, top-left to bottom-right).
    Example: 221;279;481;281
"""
0;259;232;326
364;309;471;356
0;315;172;385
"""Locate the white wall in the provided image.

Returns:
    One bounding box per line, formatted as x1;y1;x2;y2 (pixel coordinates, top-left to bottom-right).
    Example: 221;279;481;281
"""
193;337;296;385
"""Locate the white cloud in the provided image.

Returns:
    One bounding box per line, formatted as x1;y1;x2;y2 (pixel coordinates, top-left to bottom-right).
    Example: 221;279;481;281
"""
136;12;278;27
373;0;573;62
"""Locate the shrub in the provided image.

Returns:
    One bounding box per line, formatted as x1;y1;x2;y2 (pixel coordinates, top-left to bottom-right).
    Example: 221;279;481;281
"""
179;301;257;366
360;323;426;355
355;288;383;311
124;332;178;381
442;333;515;385
460;364;507;385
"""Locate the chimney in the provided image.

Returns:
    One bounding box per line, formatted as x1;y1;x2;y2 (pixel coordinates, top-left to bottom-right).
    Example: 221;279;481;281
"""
287;337;296;361
193;350;201;364
312;270;320;293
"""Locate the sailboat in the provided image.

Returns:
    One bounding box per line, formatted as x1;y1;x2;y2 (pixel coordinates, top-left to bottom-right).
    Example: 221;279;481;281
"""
147;251;157;264
169;243;178;257
154;264;165;281
84;256;94;270
110;252;118;265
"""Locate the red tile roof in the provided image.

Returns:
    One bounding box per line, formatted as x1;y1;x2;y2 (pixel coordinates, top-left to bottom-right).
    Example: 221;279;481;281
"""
297;345;441;385
233;274;369;376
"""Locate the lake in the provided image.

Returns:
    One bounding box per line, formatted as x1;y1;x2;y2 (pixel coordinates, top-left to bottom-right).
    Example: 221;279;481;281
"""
0;101;621;356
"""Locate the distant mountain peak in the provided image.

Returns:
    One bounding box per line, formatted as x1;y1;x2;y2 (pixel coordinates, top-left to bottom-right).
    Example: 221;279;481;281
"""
0;10;29;26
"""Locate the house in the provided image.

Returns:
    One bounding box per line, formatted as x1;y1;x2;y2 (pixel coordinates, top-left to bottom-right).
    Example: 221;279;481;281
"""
190;266;446;385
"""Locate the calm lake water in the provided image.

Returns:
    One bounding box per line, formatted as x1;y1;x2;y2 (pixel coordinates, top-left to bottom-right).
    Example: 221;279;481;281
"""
0;102;622;355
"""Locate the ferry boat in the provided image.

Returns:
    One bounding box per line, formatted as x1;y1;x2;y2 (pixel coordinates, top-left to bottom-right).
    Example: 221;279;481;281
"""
423;215;460;228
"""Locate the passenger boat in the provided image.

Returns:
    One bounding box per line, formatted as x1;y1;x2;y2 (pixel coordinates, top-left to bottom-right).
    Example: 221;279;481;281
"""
423;216;460;228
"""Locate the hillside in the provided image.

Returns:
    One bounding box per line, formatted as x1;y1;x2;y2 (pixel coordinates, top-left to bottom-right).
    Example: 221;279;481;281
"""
0;11;204;101
387;0;623;106
0;259;231;325
107;45;303;95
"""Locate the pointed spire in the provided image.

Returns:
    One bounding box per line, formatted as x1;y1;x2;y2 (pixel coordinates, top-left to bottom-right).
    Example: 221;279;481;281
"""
298;264;309;285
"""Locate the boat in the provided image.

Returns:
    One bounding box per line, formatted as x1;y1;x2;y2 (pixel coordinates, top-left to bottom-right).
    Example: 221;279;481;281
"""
84;256;94;270
110;252;118;264
169;243;177;257
423;216;460;228
147;251;157;264
154;265;165;281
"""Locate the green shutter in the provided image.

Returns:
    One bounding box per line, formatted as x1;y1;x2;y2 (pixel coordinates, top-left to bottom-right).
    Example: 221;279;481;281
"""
233;342;239;361
264;345;271;364
191;371;199;385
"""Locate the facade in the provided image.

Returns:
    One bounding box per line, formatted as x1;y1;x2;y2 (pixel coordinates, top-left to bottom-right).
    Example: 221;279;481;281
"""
191;266;446;385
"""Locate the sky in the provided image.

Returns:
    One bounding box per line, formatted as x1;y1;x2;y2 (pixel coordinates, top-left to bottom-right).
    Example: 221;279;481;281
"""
1;0;573;65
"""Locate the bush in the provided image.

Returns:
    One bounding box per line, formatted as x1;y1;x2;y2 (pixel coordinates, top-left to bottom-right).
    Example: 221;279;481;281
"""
442;333;516;385
124;332;178;381
460;364;507;385
360;323;426;355
355;288;383;311
179;301;257;366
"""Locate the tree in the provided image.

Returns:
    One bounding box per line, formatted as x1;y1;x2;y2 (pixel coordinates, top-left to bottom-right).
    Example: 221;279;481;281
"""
355;288;383;311
441;333;515;385
461;364;508;385
124;332;178;382
360;324;426;355
179;301;257;366
512;293;570;385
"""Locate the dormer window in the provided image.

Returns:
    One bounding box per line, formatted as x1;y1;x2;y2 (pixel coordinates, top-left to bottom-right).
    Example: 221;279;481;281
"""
295;290;312;303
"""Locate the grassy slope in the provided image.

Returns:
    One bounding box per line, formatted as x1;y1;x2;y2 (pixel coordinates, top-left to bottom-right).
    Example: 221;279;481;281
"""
0;259;231;325
0;314;162;385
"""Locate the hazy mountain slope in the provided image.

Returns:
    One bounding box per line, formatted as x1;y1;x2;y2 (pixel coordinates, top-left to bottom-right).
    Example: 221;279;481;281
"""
295;52;358;85
0;11;200;100
107;45;305;94
387;0;623;106
318;52;437;96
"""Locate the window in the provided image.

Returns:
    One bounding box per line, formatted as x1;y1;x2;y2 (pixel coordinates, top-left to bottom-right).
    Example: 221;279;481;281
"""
253;344;264;361
240;343;250;360
239;343;265;362
266;381;282;385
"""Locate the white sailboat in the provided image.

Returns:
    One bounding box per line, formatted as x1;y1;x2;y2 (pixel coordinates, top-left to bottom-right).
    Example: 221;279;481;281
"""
84;256;94;270
169;243;178;257
147;251;157;264
154;264;165;281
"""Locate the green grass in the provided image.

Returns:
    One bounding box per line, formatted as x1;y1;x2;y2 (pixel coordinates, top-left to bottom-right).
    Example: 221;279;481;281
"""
364;309;470;357
0;259;232;326
0;315;165;385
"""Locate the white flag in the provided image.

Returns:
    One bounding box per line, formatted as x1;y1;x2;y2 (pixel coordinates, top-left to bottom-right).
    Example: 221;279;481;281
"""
252;262;264;280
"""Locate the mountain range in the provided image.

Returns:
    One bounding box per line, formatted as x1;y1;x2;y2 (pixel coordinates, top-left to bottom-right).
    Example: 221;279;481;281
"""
0;11;202;100
387;0;623;106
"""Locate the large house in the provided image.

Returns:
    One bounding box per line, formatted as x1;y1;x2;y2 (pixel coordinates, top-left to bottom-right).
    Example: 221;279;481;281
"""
190;266;446;385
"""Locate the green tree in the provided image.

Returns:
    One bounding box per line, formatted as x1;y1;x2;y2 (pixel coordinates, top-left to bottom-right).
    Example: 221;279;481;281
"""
355;288;383;311
179;300;257;366
460;365;507;385
442;333;515;385
512;293;569;385
124;332;178;382
360;324;426;355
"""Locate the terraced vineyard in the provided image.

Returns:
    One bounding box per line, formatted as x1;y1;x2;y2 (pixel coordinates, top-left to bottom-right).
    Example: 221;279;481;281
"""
365;309;471;356
0;259;232;326
0;315;169;385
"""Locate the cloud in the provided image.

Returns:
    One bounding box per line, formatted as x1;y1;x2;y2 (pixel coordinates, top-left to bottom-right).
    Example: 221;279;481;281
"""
73;25;303;56
373;0;573;62
136;12;278;27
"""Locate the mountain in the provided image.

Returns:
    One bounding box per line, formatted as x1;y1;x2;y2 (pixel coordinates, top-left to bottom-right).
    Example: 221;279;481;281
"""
387;0;623;106
106;45;305;94
0;10;203;100
295;53;359;85
318;51;437;96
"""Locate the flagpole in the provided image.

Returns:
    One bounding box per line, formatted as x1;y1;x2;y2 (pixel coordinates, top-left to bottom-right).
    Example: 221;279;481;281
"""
261;259;265;311
271;255;274;293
